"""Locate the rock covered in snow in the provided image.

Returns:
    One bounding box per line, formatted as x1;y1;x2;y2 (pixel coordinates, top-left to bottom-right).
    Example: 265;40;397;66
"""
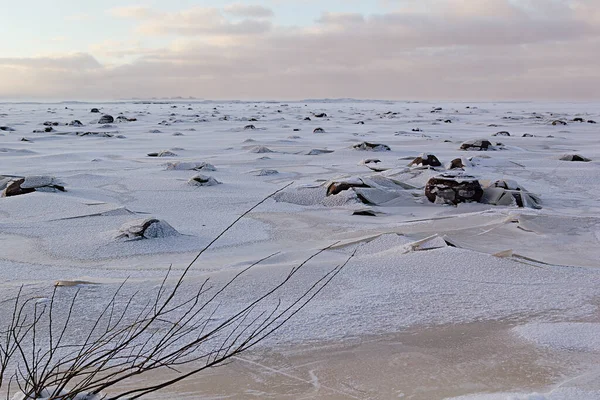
448;158;466;169
559;154;591;162
2;176;65;197
166;161;216;171
313;127;325;133
493;131;510;136
148;150;178;157
249;145;274;154
306;149;334;155
353;142;391;152
252;169;279;176
552;120;567;126
409;153;441;167
482;179;541;209
460;139;494;151
69;120;83;127
188;174;221;186
425;172;483;205
98;115;114;124
116;218;180;240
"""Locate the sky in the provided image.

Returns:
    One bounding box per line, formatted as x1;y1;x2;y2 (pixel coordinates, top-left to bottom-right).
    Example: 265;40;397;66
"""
0;0;599;101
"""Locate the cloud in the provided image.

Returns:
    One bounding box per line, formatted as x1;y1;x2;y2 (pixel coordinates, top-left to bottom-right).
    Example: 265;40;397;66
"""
1;0;600;100
223;4;274;18
0;53;102;70
112;6;273;37
108;6;159;19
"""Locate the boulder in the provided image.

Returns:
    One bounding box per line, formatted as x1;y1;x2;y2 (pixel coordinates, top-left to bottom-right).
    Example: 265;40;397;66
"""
2;176;65;197
573;117;585;122
460;139;493;151
116;218;180;240
551;120;567;126
76;132;114;137
188;174;221;186
244;124;256;130
313;127;325;133
69;120;83;127
98;115;114;124
353;142;391;151
482;180;541;209
0;126;15;131
148;150;178;157
493;131;510;136
249;145;274;154
588;120;597;124
448;158;466;169
409;153;441;167
425;172;483;205
559;154;591;162
314;113;327;118
90;108;100;113
116;116;135;122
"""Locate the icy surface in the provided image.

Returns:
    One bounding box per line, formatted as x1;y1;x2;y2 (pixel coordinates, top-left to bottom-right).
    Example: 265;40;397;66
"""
1;100;600;397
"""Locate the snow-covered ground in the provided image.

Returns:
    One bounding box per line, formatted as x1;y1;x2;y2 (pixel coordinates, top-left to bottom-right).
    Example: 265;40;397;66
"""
1;100;599;399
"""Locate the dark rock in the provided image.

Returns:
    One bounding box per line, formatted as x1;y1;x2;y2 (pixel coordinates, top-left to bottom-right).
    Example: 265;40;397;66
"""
449;158;465;169
293;128;301;131
573;117;585;122
44;127;54;133
412;128;422;132
588;120;597;124
314;113;327;118
522;133;535;137
188;174;221;186
559;154;591;162
313;127;325;133
116;116;136;122
355;121;365;125
353;142;391;151
3;179;36;197
327;181;370;196
425;173;483;205
98;115;114;124
43;121;59;126
353;210;377;217
69;120;83;127
244;124;256;130
444;119;452;123
2;176;65;197
90;108;100;113
409;153;442;167
304;117;312;121
493;131;510;137
147;150;178;157
460;139;493;151
551;120;567;126
0;126;15;131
